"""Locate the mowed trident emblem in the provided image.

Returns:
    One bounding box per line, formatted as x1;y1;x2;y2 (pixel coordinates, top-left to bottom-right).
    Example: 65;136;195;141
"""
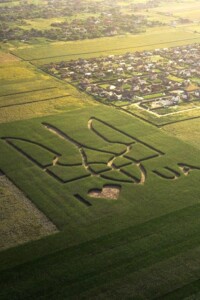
2;117;199;187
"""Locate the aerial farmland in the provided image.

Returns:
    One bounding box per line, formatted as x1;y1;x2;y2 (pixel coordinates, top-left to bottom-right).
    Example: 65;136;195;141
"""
0;0;200;299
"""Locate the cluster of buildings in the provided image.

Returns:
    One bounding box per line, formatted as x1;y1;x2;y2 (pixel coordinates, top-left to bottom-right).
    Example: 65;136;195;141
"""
44;44;200;113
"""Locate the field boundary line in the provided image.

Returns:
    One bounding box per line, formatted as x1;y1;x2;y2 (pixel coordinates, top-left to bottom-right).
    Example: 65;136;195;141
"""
159;115;200;127
0;87;57;98
0;94;71;109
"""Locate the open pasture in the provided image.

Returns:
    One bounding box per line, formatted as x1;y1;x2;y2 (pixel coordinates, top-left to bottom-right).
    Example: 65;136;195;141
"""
0;105;200;299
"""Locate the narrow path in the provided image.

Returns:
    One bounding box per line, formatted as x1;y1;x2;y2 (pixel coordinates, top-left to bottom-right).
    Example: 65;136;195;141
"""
0;87;57;98
137;163;146;185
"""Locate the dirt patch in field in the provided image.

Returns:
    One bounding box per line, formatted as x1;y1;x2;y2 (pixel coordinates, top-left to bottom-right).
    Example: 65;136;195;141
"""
0;175;58;251
88;185;121;200
0;52;20;64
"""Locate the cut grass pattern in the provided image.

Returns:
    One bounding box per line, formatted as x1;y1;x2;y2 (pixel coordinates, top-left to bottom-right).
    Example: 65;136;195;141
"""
2;114;198;187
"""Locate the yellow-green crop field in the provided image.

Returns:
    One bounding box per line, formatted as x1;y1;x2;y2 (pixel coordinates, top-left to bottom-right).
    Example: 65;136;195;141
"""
174;9;200;20
0;52;96;123
0;58;49;85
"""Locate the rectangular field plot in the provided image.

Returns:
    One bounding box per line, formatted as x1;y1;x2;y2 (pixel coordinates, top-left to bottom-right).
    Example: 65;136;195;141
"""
0;88;70;108
0;60;55;98
0;57;96;123
0;79;54;97
0;174;58;251
163;118;200;151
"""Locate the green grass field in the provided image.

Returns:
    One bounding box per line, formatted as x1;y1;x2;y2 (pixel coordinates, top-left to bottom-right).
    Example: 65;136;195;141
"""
0;105;200;299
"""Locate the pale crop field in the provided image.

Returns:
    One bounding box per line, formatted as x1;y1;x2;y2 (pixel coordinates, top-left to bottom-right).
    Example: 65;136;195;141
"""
0;175;58;251
0;54;96;123
0;60;49;85
174;9;200;21
0;94;98;124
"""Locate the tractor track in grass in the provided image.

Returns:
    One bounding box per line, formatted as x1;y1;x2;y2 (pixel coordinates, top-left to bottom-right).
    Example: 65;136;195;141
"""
0;87;57;98
0;94;71;109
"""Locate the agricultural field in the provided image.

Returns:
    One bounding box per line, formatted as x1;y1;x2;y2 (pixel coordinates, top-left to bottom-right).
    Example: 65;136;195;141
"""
0;0;200;299
0;106;200;299
0;51;96;123
163;118;200;150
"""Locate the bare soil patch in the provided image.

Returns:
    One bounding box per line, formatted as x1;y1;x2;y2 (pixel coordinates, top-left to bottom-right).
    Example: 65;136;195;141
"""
88;185;121;200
